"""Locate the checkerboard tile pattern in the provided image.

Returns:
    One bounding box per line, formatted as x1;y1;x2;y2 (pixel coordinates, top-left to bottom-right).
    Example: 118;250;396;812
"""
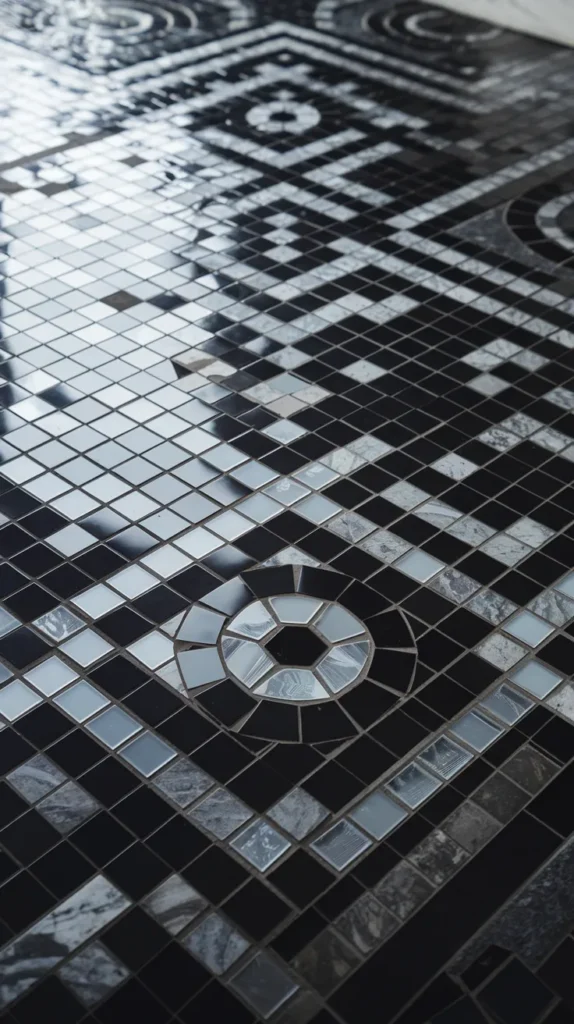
2;4;574;1024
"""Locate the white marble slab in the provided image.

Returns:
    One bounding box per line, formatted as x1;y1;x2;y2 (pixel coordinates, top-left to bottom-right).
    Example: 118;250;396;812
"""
426;0;574;47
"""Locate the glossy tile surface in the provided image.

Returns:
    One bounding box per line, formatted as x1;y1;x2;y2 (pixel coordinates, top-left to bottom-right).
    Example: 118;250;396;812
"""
1;3;574;1022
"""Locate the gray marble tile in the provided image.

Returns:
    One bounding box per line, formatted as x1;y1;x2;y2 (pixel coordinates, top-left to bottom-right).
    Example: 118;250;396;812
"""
321;447;366;475
335;893;397;955
482;533;530;567
268;788;329;840
479;425;521;451
432;453;477;480
7;754;67;803
409;830;468;886
414;499;461;528
328;511;375;543
184;913;250;974
443;801;502;854
506;517;554;548
451;836;574;973
546;682;574;723
142;874;207;935
375;861;434;921
189;788;253;839
262;546;319;568
153;759;214;809
37;781;99;834
527;589;574;626
475;633;525;671
447;516;496;547
382;480;428;511
231;953;298;1018
359;528;411;563
501;746;559;796
0;875;130;1009
429;568;480;604
58;942;128;1007
347;434;392;461
293;929;360;996
466;589;517;625
473;773;530;824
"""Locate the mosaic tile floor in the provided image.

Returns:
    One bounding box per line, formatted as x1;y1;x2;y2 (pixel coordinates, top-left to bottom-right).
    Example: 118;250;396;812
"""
1;2;574;1022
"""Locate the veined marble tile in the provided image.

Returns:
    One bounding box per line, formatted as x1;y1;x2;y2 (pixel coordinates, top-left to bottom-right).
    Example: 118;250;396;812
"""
0;876;130;1009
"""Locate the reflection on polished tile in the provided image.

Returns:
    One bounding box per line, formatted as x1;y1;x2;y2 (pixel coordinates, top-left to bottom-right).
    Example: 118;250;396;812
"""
189;788;253;839
270;595;323;624
387;764;441;808
268;788;329;840
311;820;372;870
177;605;226;644
418;737;472;780
316;605;364;643
228;600;276;639
230;953;299;1019
230;819;291;871
1;7;574;1021
450;711;503;752
221;636;273;687
255;668;327;701
511;661;562;698
317;641;369;692
177;647;226;689
349;789;407;840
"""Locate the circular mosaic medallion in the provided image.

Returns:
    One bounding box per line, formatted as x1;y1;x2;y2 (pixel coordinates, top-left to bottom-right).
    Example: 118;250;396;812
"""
365;1;501;48
23;0;253;70
40;0;197;40
174;565;418;743
245;94;322;135
506;179;574;273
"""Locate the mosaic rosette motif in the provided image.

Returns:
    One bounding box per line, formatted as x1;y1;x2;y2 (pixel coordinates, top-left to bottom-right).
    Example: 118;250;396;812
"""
506;174;574;274
0;0;253;71
365;1;503;51
174;565;417;742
